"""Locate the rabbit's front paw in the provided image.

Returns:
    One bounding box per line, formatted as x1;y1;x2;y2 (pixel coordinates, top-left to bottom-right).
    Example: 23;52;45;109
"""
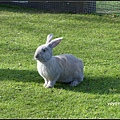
45;84;54;88
45;81;55;88
43;79;48;87
43;83;47;87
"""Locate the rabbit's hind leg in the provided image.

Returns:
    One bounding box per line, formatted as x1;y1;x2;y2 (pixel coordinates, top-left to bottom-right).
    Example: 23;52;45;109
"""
69;79;81;86
70;75;83;86
70;70;84;86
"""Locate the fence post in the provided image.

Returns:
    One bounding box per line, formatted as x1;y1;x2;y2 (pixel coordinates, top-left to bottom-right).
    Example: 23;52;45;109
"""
74;2;84;13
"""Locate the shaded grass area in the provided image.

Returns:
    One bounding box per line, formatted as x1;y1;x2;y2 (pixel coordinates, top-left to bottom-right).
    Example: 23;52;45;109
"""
0;4;120;118
0;68;120;94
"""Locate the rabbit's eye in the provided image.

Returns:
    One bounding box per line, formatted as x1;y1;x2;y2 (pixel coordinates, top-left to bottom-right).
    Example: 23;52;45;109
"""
43;49;46;52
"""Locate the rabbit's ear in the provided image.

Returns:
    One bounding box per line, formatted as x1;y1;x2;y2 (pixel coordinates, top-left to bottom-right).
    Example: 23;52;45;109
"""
46;34;53;44
49;37;63;48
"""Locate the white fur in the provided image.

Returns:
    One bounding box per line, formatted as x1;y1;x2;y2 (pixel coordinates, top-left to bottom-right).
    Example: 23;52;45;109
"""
34;34;84;88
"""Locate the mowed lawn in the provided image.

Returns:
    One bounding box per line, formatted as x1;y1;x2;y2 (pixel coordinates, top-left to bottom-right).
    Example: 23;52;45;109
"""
0;5;120;118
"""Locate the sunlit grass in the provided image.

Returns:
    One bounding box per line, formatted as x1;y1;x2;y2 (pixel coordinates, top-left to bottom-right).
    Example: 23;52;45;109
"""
0;5;120;118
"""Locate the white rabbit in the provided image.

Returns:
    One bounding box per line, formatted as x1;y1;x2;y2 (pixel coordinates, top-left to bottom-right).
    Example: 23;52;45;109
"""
34;34;84;88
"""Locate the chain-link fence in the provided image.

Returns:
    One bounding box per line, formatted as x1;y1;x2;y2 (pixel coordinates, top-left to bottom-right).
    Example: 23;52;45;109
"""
0;1;120;14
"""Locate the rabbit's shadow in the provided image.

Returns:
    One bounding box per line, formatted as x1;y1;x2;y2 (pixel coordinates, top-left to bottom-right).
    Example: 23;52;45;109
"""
0;68;119;94
55;75;120;94
55;76;120;94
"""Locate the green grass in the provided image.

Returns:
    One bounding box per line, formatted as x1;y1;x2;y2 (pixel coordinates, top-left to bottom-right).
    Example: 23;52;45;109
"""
0;5;120;118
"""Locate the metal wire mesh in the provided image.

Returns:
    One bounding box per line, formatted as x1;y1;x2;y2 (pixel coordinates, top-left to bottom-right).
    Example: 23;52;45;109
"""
83;1;96;14
0;1;120;14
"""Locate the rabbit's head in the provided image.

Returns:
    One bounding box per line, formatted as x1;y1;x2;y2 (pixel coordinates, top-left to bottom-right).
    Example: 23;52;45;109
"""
34;34;63;63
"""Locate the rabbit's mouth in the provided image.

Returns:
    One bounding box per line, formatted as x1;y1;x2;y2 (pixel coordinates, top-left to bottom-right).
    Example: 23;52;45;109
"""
34;54;46;63
34;54;42;62
34;54;39;60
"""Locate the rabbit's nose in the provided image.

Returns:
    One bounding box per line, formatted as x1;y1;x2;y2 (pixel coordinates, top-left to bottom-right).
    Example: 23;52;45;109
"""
36;54;39;58
34;54;39;59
